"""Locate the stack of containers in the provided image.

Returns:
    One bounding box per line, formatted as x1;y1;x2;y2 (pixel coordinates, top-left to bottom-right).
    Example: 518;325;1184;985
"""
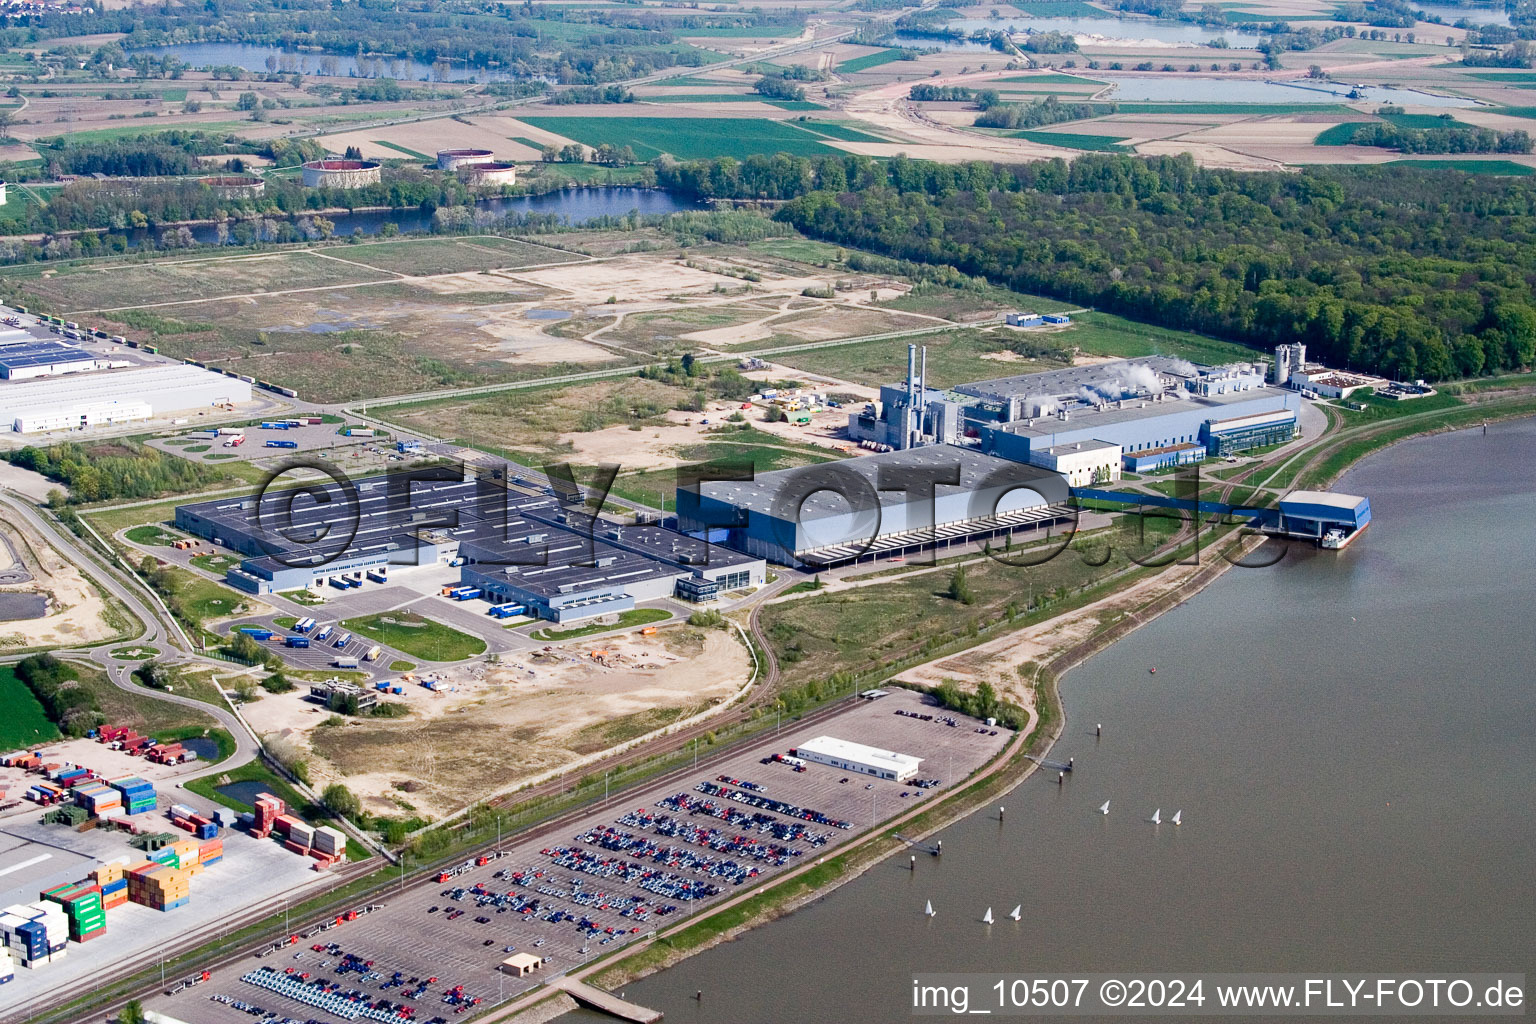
108;776;156;815
73;782;121;817
312;826;347;861
253;793;282;837
92;864;128;910
0;908;48;969
0;947;12;985
276;815;314;855
10;903;68;961
125;862;189;912
197;836;223;867
40;884;105;943
170;838;202;875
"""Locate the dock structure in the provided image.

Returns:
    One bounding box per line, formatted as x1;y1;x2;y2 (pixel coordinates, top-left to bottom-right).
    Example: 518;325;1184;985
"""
552;978;663;1024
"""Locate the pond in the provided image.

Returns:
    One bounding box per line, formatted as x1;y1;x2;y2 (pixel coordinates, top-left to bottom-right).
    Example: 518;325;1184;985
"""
0;593;47;621
179;736;220;761
889;32;1003;52
524;309;572;320
115;187;706;249
216;779;272;806
942;15;1263;47
131;42;522;82
1412;2;1512;26
1098;75;1481;106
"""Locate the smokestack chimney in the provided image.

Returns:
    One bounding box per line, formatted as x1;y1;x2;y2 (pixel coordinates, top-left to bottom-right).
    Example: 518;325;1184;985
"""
920;346;928;395
906;344;917;407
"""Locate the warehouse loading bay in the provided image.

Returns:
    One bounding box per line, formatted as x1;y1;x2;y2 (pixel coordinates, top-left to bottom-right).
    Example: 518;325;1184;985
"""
147;690;1008;1024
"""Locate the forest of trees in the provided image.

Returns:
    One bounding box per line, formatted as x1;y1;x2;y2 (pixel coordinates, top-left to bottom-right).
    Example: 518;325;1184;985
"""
4;441;225;502
1344;122;1533;154
974;95;1110;129
16;654;102;738
656;151;1536;383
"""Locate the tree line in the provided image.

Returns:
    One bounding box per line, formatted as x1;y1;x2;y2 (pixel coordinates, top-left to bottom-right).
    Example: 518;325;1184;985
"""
4;441;226;503
16;654;103;738
653;150;1536;382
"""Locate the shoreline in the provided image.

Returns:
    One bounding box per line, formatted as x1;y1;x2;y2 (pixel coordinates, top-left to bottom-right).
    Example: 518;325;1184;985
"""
519;407;1536;1016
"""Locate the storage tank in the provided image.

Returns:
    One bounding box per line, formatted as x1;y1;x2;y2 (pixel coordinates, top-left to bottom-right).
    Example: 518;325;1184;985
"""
198;175;265;198
301;159;382;189
436;148;495;171
462;162;517;186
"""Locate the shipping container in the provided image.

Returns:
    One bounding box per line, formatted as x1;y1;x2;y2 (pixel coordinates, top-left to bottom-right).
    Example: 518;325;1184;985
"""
264;439;299;449
365;569;388;584
333;657;359;669
313;625;333;643
285;636;310;649
363;645;382;662
237;627;274;641
333;632;352;648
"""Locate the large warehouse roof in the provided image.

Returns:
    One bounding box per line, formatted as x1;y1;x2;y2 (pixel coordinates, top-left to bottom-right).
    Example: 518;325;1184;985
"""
991;387;1290;440
0;363;249;422
691;445;1065;521
0;339;93;371
1280;490;1368;513
953;356;1201;402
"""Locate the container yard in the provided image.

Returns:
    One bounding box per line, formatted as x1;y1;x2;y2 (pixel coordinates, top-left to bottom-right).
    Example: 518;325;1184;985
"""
0;786;336;1016
147;689;1008;1024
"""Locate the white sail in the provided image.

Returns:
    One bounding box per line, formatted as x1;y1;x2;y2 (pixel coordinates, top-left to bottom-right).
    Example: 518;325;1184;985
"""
1009;905;1022;921
1098;800;1110;815
925;900;934;917
1151;808;1161;825
983;907;994;925
1172;810;1182;826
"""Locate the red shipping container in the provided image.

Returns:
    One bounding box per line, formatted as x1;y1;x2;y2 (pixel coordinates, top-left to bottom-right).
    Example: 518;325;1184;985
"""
283;839;307;855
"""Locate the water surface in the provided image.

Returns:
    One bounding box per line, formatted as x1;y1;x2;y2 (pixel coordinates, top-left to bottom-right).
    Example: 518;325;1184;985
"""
1099;75;1479;105
599;420;1536;1022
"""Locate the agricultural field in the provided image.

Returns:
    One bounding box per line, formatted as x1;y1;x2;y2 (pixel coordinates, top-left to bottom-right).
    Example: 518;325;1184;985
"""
516;116;844;160
319;236;582;276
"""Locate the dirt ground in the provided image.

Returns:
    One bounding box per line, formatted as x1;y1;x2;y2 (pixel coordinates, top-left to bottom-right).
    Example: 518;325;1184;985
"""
250;626;751;819
0;519;121;650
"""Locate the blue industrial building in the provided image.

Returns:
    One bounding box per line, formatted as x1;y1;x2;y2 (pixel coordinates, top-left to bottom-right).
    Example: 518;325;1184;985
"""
1122;441;1207;474
1275;491;1371;548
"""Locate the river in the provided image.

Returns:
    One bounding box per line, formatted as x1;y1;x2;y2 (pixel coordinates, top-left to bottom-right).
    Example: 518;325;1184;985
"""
114;187;704;248
585;420;1536;1022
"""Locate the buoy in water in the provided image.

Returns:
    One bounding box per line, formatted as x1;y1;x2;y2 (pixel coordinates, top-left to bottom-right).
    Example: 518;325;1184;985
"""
1149;667;1157;674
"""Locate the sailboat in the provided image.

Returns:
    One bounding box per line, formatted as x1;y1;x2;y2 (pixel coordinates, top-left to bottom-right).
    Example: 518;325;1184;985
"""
982;907;994;925
1008;905;1022;922
1098;800;1110;815
1151;808;1162;825
1172;810;1182;826
925;900;935;917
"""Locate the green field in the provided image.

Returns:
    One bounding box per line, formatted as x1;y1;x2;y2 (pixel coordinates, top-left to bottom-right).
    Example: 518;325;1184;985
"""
1493;106;1536;119
321;235;581;276
643;93;762;102
342;611;486;661
1318;112;1493;146
835;48;911;74
793;120;887;142
124;523;182;545
998;73;1106;85
530;607;671;641
0;666;62;748
1012;130;1128;151
1466;72;1536;82
518;116;840;160
372;140;432;160
765;99;828;111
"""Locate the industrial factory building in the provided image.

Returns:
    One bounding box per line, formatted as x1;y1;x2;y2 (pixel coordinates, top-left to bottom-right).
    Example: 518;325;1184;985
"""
848;349;1299;472
793;735;922;782
677;444;1072;567
0;339;96;380
0;364;250;433
175;472;765;620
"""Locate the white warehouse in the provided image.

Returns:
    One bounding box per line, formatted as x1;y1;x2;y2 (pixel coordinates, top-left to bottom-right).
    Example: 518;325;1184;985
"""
793;735;923;782
0;364;250;433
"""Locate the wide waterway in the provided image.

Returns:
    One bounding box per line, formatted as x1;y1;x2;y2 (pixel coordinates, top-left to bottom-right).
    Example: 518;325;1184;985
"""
581;420;1536;1022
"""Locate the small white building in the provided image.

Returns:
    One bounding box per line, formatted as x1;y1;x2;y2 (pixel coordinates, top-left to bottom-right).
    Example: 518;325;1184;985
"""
14;400;151;433
1292;368;1387;400
1025;439;1122;487
793;735;922;782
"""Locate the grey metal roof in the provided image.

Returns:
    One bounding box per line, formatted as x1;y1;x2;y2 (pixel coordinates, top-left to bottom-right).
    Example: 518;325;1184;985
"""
695;444;1061;521
993;390;1291;439
953;356;1202;402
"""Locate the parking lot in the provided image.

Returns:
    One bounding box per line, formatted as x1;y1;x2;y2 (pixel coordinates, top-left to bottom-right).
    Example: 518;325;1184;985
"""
148;689;1010;1024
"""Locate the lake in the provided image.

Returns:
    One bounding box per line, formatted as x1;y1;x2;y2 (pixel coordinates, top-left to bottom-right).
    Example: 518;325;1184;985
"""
1098;74;1481;105
943;15;1263;48
592;418;1536;1022
1413;2;1512;27
132;42;520;82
